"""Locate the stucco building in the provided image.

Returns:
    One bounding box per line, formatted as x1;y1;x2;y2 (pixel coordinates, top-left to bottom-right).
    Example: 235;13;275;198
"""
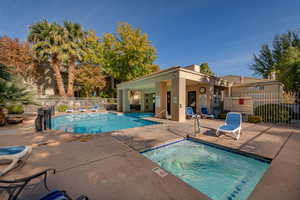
117;64;284;122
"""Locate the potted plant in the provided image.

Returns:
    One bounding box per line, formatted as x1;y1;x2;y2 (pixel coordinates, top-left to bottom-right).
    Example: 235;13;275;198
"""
0;65;35;126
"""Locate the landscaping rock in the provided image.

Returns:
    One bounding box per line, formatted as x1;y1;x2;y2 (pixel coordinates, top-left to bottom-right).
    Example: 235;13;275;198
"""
7;117;23;124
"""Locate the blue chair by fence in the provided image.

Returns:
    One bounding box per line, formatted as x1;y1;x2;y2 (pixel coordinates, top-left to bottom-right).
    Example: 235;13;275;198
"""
200;107;215;119
91;104;99;112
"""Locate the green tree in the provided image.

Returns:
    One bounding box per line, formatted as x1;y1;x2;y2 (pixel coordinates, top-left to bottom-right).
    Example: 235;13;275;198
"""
251;31;300;78
100;23;157;81
251;30;300;92
28;20;67;96
199;63;214;75
276;47;300;92
251;45;275;78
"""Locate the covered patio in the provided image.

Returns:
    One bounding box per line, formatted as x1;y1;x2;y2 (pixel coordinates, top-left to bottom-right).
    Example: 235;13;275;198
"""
117;65;232;121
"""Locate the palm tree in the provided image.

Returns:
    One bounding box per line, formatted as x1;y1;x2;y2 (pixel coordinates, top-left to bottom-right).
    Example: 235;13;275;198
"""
28;20;68;96
63;21;87;97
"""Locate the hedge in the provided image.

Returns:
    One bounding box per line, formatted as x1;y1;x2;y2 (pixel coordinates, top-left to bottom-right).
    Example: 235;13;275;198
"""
6;104;24;114
57;104;68;112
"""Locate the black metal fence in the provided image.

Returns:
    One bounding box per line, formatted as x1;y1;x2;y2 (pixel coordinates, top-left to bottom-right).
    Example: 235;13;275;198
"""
35;105;55;131
248;91;300;124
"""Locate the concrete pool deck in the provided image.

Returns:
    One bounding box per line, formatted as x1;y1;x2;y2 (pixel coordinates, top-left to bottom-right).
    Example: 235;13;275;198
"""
0;114;299;199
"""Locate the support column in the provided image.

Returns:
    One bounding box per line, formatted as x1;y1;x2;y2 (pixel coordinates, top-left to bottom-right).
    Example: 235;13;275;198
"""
208;81;215;113
171;72;186;122
140;91;145;112
117;89;123;112
122;89;130;112
155;81;167;118
228;86;232;97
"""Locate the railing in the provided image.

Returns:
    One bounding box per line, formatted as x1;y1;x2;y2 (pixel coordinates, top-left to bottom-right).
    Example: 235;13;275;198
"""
155;109;169;120
244;91;300;125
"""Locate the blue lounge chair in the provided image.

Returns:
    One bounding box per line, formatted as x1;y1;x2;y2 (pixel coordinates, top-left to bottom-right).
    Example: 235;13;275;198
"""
200;107;214;119
91;104;99;112
0;169;88;200
216;112;242;140
186;107;199;118
0;146;32;176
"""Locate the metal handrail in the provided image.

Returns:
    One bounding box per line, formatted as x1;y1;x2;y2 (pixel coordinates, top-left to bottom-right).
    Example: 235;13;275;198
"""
155;109;169;120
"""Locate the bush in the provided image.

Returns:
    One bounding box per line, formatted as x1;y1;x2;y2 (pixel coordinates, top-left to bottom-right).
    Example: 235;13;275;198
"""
254;104;293;123
57;104;68;112
218;110;230;119
6;104;24;114
248;115;262;123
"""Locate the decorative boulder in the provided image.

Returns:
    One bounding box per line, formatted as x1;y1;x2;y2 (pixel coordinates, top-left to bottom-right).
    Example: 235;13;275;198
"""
7;117;23;124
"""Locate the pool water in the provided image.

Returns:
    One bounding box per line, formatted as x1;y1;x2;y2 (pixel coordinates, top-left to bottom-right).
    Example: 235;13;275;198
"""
51;112;159;134
142;140;269;200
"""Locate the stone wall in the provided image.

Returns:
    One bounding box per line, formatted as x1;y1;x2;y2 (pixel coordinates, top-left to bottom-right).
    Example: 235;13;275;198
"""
25;97;117;114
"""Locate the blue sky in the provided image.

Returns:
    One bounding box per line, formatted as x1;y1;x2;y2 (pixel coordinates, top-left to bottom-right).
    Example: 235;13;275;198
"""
1;0;300;77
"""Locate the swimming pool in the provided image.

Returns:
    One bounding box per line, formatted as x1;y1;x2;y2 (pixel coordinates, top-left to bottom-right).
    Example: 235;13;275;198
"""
142;139;269;200
51;112;159;134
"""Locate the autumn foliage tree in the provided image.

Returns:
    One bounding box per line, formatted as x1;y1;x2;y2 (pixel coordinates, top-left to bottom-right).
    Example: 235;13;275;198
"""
75;64;106;97
0;36;35;78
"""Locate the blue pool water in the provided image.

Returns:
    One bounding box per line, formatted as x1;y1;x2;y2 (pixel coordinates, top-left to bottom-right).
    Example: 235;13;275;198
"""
142;140;269;200
51;112;158;134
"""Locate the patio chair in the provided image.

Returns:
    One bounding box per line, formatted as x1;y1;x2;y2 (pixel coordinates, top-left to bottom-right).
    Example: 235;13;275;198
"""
65;108;74;113
0;169;88;200
216;112;242;140
0;146;32;177
200;107;214;119
90;104;99;112
186;107;199;119
79;108;86;112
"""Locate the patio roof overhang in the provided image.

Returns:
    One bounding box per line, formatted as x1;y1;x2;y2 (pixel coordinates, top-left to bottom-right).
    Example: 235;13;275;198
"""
117;66;233;90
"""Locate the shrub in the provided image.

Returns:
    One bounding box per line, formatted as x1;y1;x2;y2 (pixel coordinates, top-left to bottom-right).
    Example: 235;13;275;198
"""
6;104;24;114
248;115;262;123
254;104;292;123
57;104;68;112
218;110;230;119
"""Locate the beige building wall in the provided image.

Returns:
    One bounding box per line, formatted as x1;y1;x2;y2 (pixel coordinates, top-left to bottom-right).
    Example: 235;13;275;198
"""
231;82;282;98
221;75;268;84
224;97;253;115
